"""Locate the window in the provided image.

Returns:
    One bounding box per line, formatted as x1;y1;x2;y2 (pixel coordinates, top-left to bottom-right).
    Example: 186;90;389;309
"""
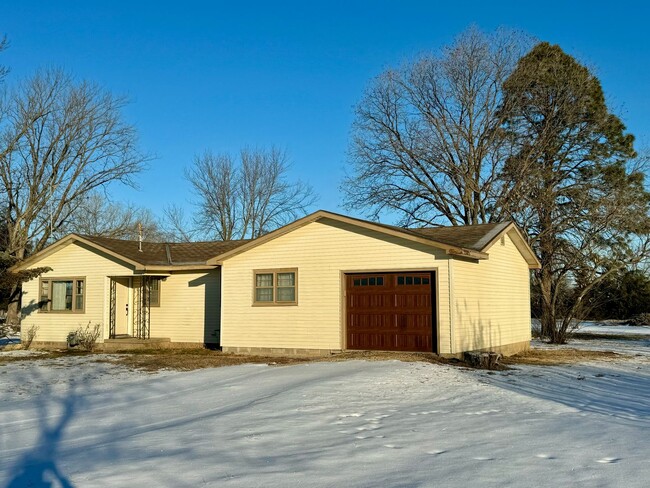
39;277;85;313
397;275;430;286
149;278;161;307
254;269;297;305
353;276;384;287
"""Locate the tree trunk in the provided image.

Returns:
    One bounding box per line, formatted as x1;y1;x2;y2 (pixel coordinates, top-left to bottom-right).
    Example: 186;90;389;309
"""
539;266;555;341
5;247;25;326
538;196;559;342
5;284;22;326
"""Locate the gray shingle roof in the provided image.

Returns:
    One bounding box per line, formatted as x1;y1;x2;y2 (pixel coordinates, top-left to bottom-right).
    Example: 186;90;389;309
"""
79;235;250;266
405;222;511;252
77;217;511;266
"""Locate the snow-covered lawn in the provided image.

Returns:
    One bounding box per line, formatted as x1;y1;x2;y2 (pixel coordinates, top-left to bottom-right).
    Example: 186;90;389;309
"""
577;321;650;336
1;331;649;487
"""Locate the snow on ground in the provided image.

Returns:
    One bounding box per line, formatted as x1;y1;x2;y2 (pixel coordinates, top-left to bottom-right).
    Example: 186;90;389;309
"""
577;321;650;336
530;322;650;357
1;333;649;487
0;333;20;348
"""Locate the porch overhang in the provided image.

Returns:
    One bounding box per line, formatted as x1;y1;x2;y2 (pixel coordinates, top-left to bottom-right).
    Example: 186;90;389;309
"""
108;271;196;279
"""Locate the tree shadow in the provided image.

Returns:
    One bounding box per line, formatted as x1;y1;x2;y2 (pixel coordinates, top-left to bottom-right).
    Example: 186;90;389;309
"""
188;270;221;346
4;370;84;488
483;361;650;424
454;299;504;354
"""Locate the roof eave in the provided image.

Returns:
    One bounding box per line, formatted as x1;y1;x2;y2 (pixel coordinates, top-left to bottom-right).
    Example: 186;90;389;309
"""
478;223;541;269
8;233;147;272
139;264;217;272
473;222;514;251
72;234;147;270
208;210;489;263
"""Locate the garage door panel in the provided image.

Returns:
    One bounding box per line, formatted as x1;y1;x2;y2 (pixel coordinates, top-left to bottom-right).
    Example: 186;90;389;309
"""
395;334;432;350
348;313;393;329
395;294;431;309
397;313;432;328
348;333;394;350
346;272;436;353
348;293;394;309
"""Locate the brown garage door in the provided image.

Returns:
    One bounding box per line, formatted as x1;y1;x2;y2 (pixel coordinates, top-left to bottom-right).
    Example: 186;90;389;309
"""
346;272;436;353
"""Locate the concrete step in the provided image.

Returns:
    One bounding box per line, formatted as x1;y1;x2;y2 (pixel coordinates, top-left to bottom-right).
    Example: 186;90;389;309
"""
103;337;171;351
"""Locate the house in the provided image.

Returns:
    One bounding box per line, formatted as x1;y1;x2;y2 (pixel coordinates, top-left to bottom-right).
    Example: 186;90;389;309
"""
12;210;540;356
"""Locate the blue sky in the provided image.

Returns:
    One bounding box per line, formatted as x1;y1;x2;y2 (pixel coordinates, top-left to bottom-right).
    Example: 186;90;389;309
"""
3;1;650;221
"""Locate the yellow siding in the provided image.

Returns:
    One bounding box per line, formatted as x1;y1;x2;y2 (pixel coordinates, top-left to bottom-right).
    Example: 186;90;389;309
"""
20;242;134;343
21;242;221;345
150;269;221;343
451;231;532;352
221;218;452;353
21;220;532;352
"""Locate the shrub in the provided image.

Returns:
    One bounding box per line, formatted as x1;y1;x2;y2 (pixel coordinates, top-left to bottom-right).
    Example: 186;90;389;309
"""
67;323;102;351
22;325;39;350
626;313;650;327
463;351;503;370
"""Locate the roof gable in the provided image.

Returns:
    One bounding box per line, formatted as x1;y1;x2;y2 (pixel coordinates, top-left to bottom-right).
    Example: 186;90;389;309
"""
11;210;541;273
10;234;250;272
207;210;540;268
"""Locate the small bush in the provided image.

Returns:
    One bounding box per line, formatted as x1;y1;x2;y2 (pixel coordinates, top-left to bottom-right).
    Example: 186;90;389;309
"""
626;313;650;326
67;323;102;351
464;351;504;370
22;325;39;350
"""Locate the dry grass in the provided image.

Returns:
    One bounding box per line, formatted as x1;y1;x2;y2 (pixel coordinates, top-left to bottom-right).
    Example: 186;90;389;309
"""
99;348;314;371
502;348;623;366
0;350;85;365
101;349;461;372
0;345;628;371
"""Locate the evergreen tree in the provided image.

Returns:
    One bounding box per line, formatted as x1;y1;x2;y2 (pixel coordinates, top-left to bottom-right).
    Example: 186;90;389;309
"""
501;42;650;342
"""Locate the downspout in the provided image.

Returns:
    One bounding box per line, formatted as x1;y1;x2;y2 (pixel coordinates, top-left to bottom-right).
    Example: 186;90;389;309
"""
218;265;224;348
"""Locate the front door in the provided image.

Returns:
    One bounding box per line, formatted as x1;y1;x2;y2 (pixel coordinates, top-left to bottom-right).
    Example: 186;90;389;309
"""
114;277;131;336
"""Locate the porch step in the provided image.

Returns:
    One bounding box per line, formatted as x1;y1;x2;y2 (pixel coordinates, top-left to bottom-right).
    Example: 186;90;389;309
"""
103;337;171;351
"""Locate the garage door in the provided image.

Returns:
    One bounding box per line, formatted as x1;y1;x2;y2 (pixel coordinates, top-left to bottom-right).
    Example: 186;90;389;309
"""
346;272;436;353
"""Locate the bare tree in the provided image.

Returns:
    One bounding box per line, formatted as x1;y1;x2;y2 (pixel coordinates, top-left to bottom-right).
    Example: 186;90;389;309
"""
186;147;317;240
0;69;148;323
344;27;531;226
187;151;239;240
0;35;9;83
160;204;198;243
61;192;164;241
